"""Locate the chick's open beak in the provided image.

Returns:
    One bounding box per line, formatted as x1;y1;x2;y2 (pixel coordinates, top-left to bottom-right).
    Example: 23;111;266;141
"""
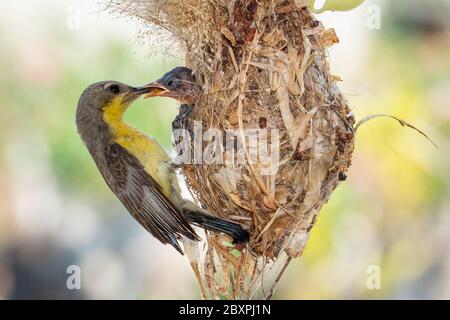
122;86;156;104
139;81;171;99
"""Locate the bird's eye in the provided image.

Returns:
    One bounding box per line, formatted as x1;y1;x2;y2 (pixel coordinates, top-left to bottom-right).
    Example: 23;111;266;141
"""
109;84;120;94
167;80;174;87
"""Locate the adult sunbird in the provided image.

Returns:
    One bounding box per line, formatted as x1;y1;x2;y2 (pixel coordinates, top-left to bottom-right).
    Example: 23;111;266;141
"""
76;81;249;254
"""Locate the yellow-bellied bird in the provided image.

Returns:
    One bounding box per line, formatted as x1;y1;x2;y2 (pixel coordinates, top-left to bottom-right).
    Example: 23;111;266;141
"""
76;81;249;254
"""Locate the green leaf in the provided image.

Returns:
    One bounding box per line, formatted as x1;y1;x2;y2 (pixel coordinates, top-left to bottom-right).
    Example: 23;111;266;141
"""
309;0;366;14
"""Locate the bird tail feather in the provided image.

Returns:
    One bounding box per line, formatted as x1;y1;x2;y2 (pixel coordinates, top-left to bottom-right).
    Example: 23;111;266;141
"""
182;202;250;244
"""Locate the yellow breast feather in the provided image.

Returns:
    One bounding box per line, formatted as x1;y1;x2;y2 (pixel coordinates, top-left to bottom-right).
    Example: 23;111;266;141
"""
103;98;174;199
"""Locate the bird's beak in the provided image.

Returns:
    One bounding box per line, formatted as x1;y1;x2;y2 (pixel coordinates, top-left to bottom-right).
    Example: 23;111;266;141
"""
133;86;156;95
140;81;171;99
123;86;157;103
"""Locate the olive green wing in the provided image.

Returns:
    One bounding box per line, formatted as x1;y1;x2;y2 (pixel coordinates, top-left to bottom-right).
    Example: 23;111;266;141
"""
105;142;199;254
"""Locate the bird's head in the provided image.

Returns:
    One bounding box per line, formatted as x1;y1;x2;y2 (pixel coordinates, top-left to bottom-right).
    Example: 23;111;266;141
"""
77;81;153;120
143;67;201;105
78;81;152;113
76;81;153;136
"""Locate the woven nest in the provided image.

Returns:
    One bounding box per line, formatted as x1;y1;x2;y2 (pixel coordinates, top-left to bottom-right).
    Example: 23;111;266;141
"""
110;0;355;299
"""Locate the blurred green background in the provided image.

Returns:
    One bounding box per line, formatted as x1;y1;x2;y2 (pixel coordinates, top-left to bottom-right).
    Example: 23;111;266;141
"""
0;0;449;299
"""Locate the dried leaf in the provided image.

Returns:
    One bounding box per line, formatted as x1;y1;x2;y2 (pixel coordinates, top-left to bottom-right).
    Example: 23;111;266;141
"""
355;114;438;148
320;28;339;48
221;26;237;46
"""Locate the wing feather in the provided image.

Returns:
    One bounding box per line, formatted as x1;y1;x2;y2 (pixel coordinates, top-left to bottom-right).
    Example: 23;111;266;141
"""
104;143;199;253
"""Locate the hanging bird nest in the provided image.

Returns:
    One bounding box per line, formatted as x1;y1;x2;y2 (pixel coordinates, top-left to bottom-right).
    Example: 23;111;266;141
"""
109;0;355;299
